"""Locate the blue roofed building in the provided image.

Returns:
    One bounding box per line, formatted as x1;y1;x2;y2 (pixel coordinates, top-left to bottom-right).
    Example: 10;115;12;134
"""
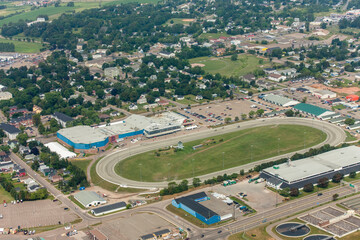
172;192;221;225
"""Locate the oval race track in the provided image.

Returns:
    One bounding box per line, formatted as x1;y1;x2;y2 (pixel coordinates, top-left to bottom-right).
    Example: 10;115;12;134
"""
96;117;346;189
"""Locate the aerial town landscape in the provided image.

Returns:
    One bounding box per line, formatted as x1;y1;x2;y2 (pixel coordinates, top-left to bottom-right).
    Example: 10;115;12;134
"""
3;0;360;239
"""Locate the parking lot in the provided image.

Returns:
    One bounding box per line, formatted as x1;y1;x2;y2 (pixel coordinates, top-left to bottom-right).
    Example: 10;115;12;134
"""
213;179;281;212
98;212;175;240
179;99;268;127
0;199;78;228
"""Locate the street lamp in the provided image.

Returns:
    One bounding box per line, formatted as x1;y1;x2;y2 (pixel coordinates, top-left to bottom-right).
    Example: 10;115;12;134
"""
304;131;306;148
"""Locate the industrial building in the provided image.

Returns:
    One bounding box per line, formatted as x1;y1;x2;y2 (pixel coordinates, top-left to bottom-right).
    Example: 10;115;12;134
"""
57;112;186;153
260;146;360;190
73;191;106;208
172;192;221;225
91;201;127;216
262;94;300;107
293;103;335;119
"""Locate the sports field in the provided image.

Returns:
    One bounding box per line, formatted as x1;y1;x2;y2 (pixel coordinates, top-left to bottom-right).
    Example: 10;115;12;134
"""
189;55;268;77
0;38;43;53
115;125;326;182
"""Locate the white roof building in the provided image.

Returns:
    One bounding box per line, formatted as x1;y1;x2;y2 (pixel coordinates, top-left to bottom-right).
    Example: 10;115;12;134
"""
45;142;77;159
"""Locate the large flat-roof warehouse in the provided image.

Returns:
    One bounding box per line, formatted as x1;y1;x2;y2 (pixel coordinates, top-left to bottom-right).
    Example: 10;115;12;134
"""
57;112;186;153
260;146;360;189
262;94;300;107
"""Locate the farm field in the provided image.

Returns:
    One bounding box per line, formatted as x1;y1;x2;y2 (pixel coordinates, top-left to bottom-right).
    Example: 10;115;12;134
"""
115;125;326;182
189;55;268;77
0;38;43;53
0;0;159;26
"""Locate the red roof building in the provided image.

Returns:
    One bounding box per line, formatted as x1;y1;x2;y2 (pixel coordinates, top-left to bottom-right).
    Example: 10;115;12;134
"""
346;95;359;102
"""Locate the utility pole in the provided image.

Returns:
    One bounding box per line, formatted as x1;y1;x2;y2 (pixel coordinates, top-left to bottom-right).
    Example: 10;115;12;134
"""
304;131;306;148
251;145;253;162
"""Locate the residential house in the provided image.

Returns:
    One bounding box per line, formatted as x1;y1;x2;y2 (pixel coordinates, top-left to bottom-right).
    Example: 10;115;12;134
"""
50;174;63;183
27;181;40;192
52;112;74;128
0;161;14;171
159;51;175;58
268;74;286;82
137;95;147;105
196;95;203;100
110;111;120;117
19;146;31;155
0;92;12;100
128;104;138;111
242;74;256;83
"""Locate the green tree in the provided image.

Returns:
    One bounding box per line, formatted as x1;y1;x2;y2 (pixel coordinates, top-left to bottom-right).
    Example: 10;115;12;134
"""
332;173;343;183
350;172;357;178
285;110;294;117
192;178;201;187
231;54;238;61
256;109;264;117
332;193;339;201
234;116;239;121
16;133;28;146
32;114;41;127
240;169;245;176
303;183;314;192
317;177;329;188
345;118;355;126
290;188;299;197
249;111;255;118
225;117;232;123
279;187;290;197
241;114;247;120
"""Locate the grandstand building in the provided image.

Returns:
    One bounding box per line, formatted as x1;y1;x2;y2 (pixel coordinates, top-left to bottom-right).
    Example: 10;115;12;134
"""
260;146;360;190
57;113;185;153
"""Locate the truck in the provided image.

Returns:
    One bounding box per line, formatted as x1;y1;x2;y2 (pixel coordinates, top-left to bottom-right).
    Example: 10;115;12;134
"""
248;177;260;183
223;180;236;186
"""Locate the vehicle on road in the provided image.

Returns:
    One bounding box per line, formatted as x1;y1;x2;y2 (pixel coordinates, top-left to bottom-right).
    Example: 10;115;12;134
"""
218;230;222;233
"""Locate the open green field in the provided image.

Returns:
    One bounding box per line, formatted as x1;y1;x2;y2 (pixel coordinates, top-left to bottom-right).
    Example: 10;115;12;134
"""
199;32;231;40
70;159;91;175
115;125;326;182
0;38;43;53
189;55;268;77
164;18;195;26
0;184;14;203
0;0;159;26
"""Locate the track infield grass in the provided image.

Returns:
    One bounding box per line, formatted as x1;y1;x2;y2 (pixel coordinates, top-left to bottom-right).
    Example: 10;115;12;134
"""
189;55;268;77
115;125;326;182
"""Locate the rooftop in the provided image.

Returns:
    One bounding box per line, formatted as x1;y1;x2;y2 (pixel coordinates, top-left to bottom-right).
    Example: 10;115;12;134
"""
74;191;105;207
91;201;126;215
262;146;360;183
293;103;333;117
263;94;299;106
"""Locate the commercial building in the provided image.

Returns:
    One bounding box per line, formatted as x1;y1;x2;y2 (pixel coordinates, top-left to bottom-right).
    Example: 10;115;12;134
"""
172;192;221;225
313;89;337;99
73;191;106;208
44;142;76;159
260;146;360;190
262;94;300;107
0;92;12;101
0;123;20;140
293;103;334;119
57;113;185;153
91;201;127;216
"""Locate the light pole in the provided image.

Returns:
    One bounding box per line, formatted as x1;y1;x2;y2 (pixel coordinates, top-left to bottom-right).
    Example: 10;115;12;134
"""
222;152;225;170
304;131;306;148
139;163;142;182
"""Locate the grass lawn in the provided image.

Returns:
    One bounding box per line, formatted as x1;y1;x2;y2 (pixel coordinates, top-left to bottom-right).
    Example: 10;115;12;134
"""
116;125;326;182
0;184;14;203
70;159;92;176
177;95;198;105
0;0;159;26
164;18;195;25
91;157;145;193
228;224;272;240
345;131;357;142
189;55;268;77
0;38;43;53
199;32;231;40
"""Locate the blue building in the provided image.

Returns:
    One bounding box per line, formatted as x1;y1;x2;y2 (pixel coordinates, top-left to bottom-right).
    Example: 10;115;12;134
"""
172;192;221;225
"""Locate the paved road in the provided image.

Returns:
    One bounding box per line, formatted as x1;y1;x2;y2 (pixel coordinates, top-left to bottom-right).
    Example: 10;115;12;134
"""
96;117;346;188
